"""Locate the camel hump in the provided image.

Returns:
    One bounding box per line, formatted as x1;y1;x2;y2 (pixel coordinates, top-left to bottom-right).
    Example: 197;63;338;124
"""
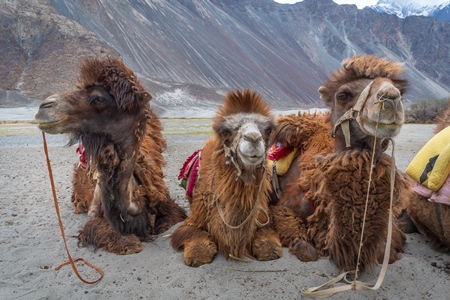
270;112;331;149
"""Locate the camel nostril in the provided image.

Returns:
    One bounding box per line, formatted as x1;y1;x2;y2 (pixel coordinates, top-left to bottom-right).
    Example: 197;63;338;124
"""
244;133;262;144
39;97;57;109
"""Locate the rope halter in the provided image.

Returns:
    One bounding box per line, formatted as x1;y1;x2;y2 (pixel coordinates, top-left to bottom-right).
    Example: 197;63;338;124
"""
223;123;264;178
331;81;373;148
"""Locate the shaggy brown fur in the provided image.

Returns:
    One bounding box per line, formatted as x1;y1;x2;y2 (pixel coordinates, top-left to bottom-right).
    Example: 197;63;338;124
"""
406;100;450;252
269;112;334;214
271;55;409;271
35;57;186;254
171;89;282;267
71;165;94;214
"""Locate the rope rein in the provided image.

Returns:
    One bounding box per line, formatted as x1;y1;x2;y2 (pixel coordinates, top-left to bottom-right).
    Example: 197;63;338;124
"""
42;132;103;284
301;94;397;297
216;165;269;229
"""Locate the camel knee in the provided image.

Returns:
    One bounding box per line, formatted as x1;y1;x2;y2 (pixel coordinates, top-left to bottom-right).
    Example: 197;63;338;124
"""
270;206;308;247
77;217;143;255
252;228;282;261
289;238;318;262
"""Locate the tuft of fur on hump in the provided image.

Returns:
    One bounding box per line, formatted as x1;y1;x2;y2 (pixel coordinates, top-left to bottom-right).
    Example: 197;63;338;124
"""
269;112;332;149
213;89;273;129
321;55;407;105
76;57;149;111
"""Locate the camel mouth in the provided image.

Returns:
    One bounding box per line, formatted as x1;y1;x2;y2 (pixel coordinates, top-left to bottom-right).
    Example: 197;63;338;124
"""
240;154;265;166
361;121;403;138
34;119;66;134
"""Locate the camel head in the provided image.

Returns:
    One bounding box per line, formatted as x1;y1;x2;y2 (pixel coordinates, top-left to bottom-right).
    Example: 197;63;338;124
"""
318;55;407;152
212;89;275;175
34;57;152;161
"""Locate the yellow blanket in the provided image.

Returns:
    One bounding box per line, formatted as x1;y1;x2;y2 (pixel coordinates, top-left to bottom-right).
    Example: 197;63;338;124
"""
406;125;450;191
267;147;299;176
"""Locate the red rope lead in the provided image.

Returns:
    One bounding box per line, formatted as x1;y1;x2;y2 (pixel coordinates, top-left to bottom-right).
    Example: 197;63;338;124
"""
42;131;103;284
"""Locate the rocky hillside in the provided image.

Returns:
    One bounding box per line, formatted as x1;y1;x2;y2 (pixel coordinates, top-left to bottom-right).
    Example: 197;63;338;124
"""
1;0;449;116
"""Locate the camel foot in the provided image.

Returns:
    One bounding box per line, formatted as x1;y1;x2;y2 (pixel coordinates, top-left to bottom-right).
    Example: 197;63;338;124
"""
106;235;144;255
77;219;144;255
183;236;218;267
289;238;318;262
252;235;283;261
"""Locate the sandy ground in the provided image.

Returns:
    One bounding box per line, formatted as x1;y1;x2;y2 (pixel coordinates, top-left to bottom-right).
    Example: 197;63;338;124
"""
1;120;449;300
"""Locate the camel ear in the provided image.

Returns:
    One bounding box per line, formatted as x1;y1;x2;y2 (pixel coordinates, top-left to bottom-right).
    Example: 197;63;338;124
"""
136;91;152;104
318;86;329;101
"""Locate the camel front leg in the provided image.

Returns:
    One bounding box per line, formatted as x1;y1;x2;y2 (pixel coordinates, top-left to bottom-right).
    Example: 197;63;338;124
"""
252;227;282;261
183;234;218;267
71;164;94;214
270;205;317;261
171;223;218;267
78;217;143;255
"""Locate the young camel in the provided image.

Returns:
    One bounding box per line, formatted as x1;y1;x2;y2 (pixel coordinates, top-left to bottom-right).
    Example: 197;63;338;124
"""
171;89;282;267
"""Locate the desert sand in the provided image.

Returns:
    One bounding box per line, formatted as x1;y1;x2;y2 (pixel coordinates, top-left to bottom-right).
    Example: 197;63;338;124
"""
1;119;449;299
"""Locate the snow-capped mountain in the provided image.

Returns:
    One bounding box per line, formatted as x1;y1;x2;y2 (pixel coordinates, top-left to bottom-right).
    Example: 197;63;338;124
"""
370;0;450;21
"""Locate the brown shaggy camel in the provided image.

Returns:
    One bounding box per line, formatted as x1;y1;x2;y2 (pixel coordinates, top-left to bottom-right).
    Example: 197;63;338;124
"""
405;101;450;252
171;89;283;267
271;55;411;272
34;57;186;254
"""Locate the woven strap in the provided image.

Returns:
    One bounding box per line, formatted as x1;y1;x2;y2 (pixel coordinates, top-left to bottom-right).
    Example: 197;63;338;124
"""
332;81;373;148
271;161;282;200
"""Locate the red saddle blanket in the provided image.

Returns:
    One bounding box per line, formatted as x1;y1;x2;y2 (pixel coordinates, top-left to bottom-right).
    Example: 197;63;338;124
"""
178;149;202;198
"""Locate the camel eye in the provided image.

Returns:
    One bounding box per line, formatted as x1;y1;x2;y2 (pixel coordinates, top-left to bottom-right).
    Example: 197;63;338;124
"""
221;128;231;138
89;95;107;105
337;93;351;102
265;127;272;136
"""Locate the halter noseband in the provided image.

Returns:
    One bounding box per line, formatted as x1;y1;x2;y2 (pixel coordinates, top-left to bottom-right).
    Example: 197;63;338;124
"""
331;81;373;148
223;123;264;177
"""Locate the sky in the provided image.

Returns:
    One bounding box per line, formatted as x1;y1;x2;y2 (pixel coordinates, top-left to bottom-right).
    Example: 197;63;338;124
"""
273;0;448;9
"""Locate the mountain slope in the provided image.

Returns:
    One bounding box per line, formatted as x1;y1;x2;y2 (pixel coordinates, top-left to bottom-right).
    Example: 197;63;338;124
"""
1;0;449;115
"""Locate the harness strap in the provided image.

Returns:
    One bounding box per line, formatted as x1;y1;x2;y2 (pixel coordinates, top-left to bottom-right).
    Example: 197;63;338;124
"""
435;203;444;232
332;81;374;147
223;124;250;178
271;161;283;200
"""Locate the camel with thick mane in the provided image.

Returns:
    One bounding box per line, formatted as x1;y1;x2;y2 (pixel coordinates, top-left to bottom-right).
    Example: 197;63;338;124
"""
171;89;282;267
270;55;411;271
405;100;450;252
35;57;186;254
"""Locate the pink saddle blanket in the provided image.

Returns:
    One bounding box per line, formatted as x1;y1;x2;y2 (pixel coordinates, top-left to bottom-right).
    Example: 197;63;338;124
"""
413;176;450;206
